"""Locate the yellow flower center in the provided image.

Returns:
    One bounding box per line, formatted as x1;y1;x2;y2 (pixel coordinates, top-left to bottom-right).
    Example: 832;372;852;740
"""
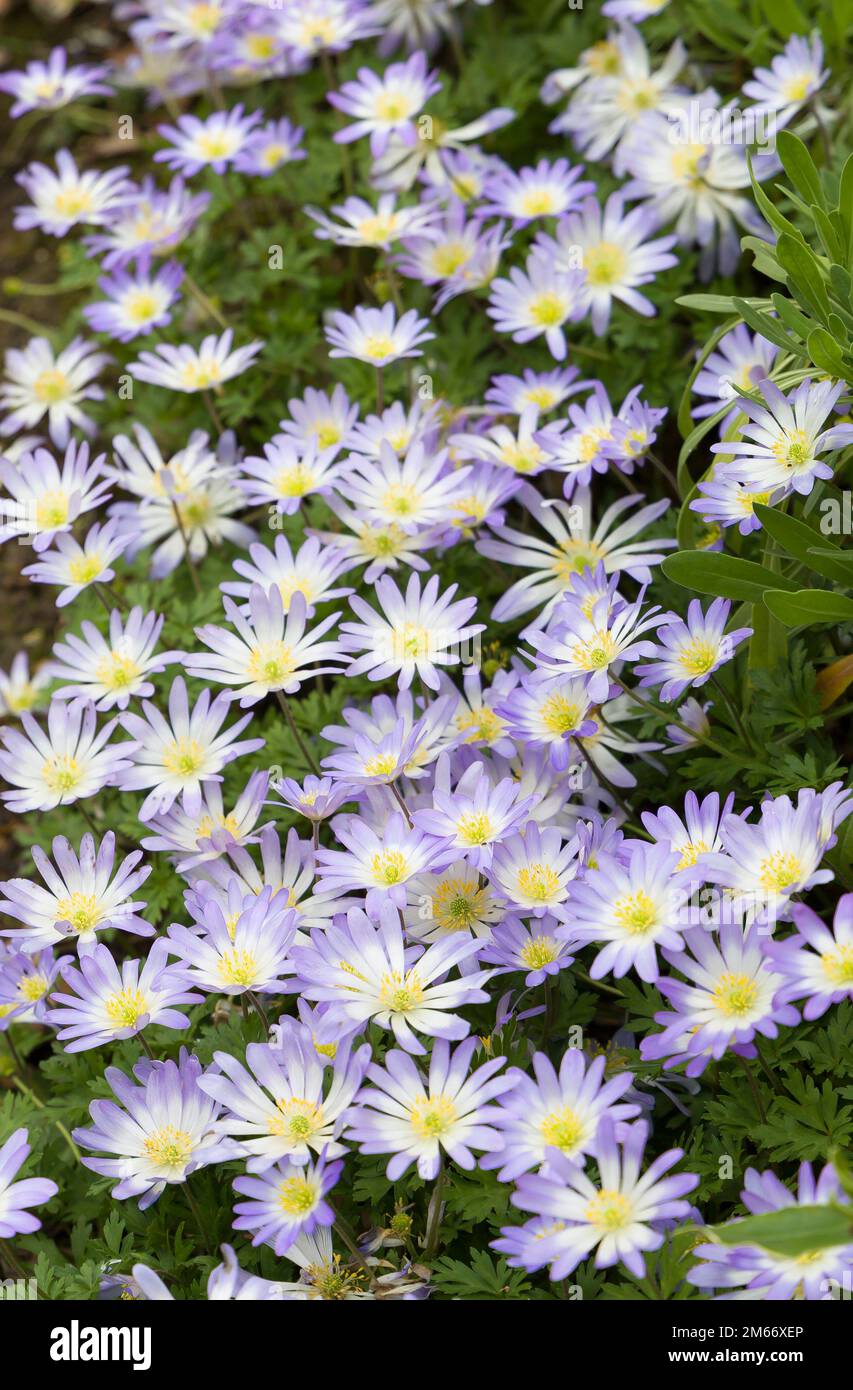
163;737;206;778
613;890;658;935
374;92;410;122
18;973;49;1003
529;292;566;327
275;463;316;498
677;639;719;677
55;891;101;934
430;242;470;276
95;650;142;691
371;849;408;886
105;986;149;1028
217;947;258;987
269;1097;324;1142
143;1125;194;1170
573;630;618;670
316;421;341;449
516;863;561;902
381;483;420;517
711;971;760;1018
540;692;583;735
247;640;296;685
362;752;399;777
758;851;803;892
456;706;506;744
410;1094;457;1138
540;1106;585;1155
125;289;160;324
585;1188;633;1231
180;359;222;390
378;969;424;1013
197;131;236;161
433;877;485;930
43;755;82;796
783;74;812;102
520;187;558;216
35;490;70;529
33;369;71;405
54;188;94;219
771;429;813;470
675;838;708;869
362;334;397;361
457;811;495;846
355;214;400;245
277;1174;316;1215
821;945;853;986
584;241;628;287
67;553;103;584
520;936;560;969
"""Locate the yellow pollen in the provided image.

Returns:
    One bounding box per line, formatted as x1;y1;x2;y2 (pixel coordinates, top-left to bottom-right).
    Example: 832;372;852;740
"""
430;242;470;276
584;241;628;287
671;143;707;184
613;890;658;935
456;706;506;744
143;1125;193;1169
188;2;222;35
277;1174;317;1214
381;483;419;517
711;971;760;1018
105;986;149;1028
525;386;559;409
374;92;410;122
163;737;206;778
247;640;296;686
361;334;397;361
67;553;103;584
783;75;812;102
43;754;81;796
529;292;566;327
355;214;399;244
573;630;617;670
410;1094;457;1139
18;972;49;1003
371;849;408;886
540;1106;585;1155
520;936;560;969
218;947;258;988
677;638;719;677
540;692;583;735
362;752;399;777
275;463;316;498
55;891;101;934
378;969;424;1013
316;422;341;449
771;428;813;470
585;1188;633;1231
197;131;235;160
95;650;141;691
676;838;708;869
433;877;484;930
180;360;222;390
54;188;94;219
35;490;70;529
821;945;853;986
33;369;71;405
758;851;803;892
393;621;431;660
516;863;561;902
124;289;160;324
520;188;558;216
456;811;495;846
269;1097;324;1142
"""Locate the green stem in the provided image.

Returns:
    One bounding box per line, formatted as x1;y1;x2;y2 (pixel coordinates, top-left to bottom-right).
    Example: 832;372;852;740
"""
424;1160;447;1260
275;690;321;775
612;676;731;757
735;1054;766;1124
710;673;754;751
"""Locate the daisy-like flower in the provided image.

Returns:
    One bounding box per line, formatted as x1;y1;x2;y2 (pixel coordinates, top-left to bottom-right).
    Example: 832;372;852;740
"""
0;339;109;449
14;149;131;236
107;422;217;502
635;598;752;702
487;249;587;361
131;0;239;50
187;583;344;707
618;98;769;277
539;193;677;335
413;756;536;867
479;485;673;622
140;769;270;871
372;106;515;192
111;465;254;581
325;303;434;367
232;1152;341;1256
167;886;297;997
403;859;505;949
0;948;59;1028
321;716;423;788
482;1049;639;1181
199;1029;370;1171
0;1129;58;1237
664;696;711;752
346;398;441;459
451;404;556;479
0;46;111;118
84;175;210;269
762;894;853;1020
127;329;263;394
327;51;441;155
525;588;668;703
0;652;52;718
269;775;352;827
497;674;597;772
47;607;179;711
481;158;595;223
346;1037;515;1179
712;378;853;498
564;841;694;982
155;105;263;175
702;789;851;924
234;118;307;176
0;830;153;954
239;435;344;516
1;438;111;553
485;367;589;417
291;902;491;1054
83;262;184;343
310;501;436;582
47;940;201;1053
73;1050;237;1209
279;384;359;454
308;193;439;249
396;195;505;297
341;572;483;692
0;700;134;816
339;437;471;532
118;676;265;821
640;919;797;1076
487;823;579;918
222;535;354;616
275;0;381;59
690;473;779;537
743;31;829;128
554;24;687;161
494;1117;698;1281
315;810;451;913
479;915;577;987
322;688;458;782
692;324;778;434
688;1162;852;1300
641;791;736;872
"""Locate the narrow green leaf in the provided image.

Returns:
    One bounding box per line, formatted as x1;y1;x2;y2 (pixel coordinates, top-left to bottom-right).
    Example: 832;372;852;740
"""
662;551;799;603
763;588;853;626
753;503;853;586
710;1204;852;1257
777;130;824;209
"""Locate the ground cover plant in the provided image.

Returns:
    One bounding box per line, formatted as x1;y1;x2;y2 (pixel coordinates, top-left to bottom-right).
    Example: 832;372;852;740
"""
0;0;852;1304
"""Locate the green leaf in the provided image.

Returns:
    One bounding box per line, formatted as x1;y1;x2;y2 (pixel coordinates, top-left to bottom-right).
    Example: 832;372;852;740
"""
777;130;824;209
775;234;831;325
752;503;853;586
759;0;808;38
709;1204;852;1257
662;551;799;603
807;327;851;380
732;296;810;355
763;588;853;626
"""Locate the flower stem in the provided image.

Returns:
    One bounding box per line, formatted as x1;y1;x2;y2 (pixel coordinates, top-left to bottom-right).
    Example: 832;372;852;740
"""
275;690;321;775
424;1160;447;1260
